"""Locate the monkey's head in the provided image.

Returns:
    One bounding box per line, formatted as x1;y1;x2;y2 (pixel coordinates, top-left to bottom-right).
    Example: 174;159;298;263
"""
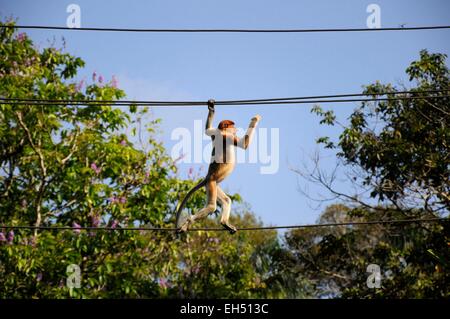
218;120;237;134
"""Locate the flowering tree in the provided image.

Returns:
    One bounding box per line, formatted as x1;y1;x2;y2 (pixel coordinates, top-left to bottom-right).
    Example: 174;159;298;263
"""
0;21;283;298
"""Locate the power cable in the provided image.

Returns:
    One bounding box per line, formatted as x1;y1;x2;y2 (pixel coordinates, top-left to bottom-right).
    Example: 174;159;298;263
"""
3;24;450;33
0;217;446;232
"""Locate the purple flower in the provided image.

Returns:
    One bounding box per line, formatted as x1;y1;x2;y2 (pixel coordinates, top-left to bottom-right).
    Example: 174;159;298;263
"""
7;230;14;243
111;75;118;88
0;232;6;242
29;236;37;248
207;237;220;244
159;278;168;289
36;273;43;282
92;71;97;82
110;196;126;205
72;222;81;234
110;220;119;229
98;75;103;84
120;140;127;146
91;215;100;227
90;162;101;175
191;266;200;275
16;32;26;42
75;79;84;92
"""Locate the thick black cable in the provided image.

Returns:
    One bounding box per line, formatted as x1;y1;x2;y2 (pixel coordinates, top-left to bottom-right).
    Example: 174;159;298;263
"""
1;93;448;107
0;217;446;232
3;25;450;33
217;89;449;104
1;89;447;105
221;95;450;106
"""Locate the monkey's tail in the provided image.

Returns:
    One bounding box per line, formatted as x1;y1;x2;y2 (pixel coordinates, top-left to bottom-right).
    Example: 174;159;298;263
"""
175;179;207;229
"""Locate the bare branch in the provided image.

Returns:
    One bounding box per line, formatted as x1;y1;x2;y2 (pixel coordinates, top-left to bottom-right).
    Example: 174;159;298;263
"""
15;111;47;237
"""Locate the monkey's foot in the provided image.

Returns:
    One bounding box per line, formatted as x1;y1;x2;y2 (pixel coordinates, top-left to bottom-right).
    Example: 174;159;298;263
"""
176;219;192;234
221;222;237;234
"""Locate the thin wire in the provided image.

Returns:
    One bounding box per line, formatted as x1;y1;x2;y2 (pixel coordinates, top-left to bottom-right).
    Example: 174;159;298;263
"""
3;25;450;33
1;89;447;105
0;217;446;232
218;89;449;104
1;94;448;107
219;95;450;106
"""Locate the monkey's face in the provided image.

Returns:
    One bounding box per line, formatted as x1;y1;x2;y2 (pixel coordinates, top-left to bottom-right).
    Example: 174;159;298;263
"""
218;120;235;133
224;126;237;135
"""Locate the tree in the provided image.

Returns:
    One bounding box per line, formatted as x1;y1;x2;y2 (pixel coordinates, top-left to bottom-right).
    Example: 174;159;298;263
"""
0;21;286;298
286;50;450;298
281;204;449;298
306;49;449;215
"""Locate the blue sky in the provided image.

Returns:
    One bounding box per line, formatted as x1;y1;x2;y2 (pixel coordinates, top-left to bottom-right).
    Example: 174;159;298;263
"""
1;0;449;227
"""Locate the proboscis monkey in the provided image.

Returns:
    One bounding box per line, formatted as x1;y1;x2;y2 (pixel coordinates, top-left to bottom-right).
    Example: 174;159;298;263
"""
175;99;261;234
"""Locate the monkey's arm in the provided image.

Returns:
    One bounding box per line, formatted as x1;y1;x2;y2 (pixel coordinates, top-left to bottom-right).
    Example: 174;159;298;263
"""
235;115;261;149
205;100;218;136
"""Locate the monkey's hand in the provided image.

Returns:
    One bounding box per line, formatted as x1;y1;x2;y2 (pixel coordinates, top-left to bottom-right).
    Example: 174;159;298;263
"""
251;114;262;122
207;99;215;112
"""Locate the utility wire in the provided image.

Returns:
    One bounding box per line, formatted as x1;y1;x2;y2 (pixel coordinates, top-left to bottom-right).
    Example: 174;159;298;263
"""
218;89;449;104
2;96;449;106
3;25;450;33
1;89;447;104
0;217;446;232
1;90;448;107
221;95;450;106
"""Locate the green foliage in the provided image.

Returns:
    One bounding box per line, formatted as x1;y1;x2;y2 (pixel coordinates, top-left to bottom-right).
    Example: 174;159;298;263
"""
289;50;450;298
0;21;284;299
282;204;449;298
154;212;284;298
312;50;450;210
3;19;447;300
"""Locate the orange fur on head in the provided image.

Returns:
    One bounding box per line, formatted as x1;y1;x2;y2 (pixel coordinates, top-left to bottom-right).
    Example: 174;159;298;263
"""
218;120;235;130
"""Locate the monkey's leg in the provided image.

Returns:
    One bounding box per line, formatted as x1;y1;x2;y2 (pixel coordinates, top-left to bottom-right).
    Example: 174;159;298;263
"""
217;186;237;234
178;180;217;233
